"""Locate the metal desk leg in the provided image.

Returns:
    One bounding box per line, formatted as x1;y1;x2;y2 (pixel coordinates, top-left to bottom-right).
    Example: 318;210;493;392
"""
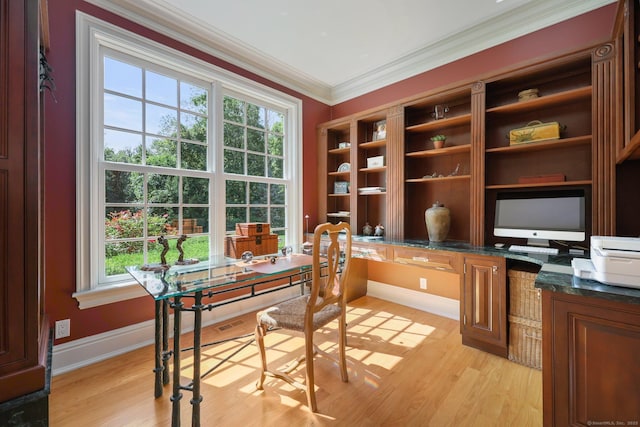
163;299;170;385
171;296;183;426
154;300;163;398
191;292;203;426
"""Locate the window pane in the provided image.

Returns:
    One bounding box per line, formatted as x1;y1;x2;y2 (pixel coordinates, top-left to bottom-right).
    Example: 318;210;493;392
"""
105;170;143;203
226;180;246;204
247;103;266;128
104;129;142;164
268;157;283;178
148;207;179;236
224;149;244;174
183;177;209;204
179;235;209;261
247;153;265;176
226;207;246;231
181;82;208;114
105;207;144;240
249;182;268;204
268;134;283;156
184;207;209;233
270;184;285;205
249;207;268;223
105;242;143;276
148;173;179;204
247;128;265;152
268;110;283;132
224;123;244;148
223;96;244;123
146;104;177;136
104;94;142;132
104;57;142;98
181;113;207;143
146;136;177;168
181;142;207;171
271;207;285;228
146;70;177;107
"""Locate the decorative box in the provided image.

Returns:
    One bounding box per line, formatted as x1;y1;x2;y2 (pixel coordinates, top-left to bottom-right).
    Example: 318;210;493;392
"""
334;181;349;194
517;173;566;184
367;155;385;168
235;222;270;236
509;120;561;145
225;234;278;258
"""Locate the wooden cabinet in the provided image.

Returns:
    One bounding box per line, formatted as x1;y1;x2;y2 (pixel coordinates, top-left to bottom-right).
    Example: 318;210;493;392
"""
480;52;597;247
461;255;507;357
318;45;619;247
0;0;48;415
404;88;473;242
542;291;640;426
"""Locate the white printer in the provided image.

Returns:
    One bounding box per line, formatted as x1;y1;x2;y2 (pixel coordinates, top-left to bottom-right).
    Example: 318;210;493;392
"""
572;236;640;289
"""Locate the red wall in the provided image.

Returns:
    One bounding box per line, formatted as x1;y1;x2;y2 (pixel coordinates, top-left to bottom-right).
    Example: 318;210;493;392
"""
43;0;330;343
43;1;616;344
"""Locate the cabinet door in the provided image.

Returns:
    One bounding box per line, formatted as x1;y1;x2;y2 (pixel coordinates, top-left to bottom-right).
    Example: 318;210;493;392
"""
542;291;640;427
461;255;507;357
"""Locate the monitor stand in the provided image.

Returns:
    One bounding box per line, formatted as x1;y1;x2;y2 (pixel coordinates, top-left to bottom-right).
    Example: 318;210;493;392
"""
527;238;550;247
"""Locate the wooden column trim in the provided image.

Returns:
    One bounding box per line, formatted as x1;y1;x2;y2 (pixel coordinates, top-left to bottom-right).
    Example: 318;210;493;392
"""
470;81;486;246
385;106;404;240
592;43;617;235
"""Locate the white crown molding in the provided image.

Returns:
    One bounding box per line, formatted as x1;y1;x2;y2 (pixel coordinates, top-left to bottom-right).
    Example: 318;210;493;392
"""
84;0;614;105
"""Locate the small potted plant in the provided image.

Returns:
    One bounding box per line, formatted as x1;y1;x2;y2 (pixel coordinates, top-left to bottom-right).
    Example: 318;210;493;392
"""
431;134;446;149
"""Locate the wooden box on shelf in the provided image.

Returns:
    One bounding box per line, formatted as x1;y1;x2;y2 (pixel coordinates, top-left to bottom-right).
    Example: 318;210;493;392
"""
225;234;278;258
235;222;270;236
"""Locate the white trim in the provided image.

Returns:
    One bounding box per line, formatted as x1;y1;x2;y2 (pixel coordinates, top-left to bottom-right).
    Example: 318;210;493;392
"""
75;12;303;307
366;280;460;321
54;286;301;375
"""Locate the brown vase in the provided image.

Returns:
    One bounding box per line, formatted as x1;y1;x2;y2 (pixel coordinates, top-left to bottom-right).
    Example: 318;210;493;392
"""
425;201;450;242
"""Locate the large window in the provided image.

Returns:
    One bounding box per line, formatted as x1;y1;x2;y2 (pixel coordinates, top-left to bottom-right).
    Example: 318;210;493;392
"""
75;14;302;308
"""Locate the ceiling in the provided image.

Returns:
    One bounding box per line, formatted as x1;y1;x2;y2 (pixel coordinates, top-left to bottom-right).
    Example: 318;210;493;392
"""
87;0;615;105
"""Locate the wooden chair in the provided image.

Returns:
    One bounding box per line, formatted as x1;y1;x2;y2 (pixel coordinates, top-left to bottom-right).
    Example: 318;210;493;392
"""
254;222;352;412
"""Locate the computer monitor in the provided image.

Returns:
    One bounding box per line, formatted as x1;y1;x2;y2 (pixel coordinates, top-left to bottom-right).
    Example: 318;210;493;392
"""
494;189;586;247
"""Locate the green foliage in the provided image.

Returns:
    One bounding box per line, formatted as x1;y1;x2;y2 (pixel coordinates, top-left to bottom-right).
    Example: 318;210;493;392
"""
105;210;176;256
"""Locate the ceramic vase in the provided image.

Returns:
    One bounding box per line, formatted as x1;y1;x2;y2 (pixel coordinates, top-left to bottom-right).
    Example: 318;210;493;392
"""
425;201;450;242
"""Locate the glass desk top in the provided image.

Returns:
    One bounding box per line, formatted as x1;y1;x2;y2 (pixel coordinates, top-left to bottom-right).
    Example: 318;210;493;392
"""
127;254;314;300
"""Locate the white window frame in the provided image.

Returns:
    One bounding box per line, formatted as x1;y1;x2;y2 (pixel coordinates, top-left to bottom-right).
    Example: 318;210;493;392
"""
74;13;303;309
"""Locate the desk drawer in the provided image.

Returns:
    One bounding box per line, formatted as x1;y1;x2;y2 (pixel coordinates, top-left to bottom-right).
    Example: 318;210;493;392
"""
393;248;457;271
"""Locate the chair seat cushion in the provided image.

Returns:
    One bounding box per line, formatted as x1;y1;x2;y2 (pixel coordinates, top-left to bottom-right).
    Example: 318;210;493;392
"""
257;295;342;332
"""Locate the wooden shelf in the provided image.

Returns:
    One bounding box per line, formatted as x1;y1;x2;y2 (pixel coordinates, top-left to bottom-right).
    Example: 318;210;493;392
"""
360;140;386;149
406;144;471;158
328;147;350;155
328;193;351;197
357;192;387;196
406;174;471;183
359;166;387;173
486;135;591;154
405;113;472;133
329;170;350;177
485;179;592;190
486;86;592;115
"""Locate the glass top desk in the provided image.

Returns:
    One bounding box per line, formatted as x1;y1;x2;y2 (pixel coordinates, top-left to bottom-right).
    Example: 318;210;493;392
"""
127;253;314;427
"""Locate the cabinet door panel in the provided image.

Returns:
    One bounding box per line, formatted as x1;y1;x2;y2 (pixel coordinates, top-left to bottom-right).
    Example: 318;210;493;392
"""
462;255;507;357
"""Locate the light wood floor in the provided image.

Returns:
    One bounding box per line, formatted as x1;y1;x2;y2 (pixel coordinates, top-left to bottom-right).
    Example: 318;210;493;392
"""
49;296;542;426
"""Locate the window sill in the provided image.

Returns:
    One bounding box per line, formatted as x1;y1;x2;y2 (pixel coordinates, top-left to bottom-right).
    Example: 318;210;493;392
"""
73;281;148;309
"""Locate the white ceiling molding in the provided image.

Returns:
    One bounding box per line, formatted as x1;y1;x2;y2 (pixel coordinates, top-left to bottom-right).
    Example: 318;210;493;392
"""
84;0;615;105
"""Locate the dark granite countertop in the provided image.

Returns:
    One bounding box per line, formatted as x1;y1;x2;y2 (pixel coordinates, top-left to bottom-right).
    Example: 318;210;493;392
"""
351;236;640;306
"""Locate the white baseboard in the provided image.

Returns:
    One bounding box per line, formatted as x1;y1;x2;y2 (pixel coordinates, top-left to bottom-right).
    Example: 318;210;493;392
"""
52;287;300;376
366;280;460;321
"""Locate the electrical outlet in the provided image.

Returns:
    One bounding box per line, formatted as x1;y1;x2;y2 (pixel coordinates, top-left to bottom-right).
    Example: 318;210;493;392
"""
55;319;70;339
419;277;427;290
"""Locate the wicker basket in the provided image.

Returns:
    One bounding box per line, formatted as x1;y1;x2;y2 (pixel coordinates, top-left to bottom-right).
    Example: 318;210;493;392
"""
508;269;541;321
508;315;542;370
